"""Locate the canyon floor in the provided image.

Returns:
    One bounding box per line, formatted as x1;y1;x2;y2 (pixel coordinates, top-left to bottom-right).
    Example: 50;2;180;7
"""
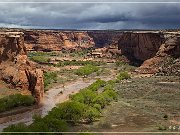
0;51;180;134
70;76;180;134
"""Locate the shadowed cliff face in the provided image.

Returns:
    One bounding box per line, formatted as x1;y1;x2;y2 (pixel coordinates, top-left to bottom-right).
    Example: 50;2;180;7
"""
118;32;164;62
87;31;123;48
0;32;44;103
115;31;180;75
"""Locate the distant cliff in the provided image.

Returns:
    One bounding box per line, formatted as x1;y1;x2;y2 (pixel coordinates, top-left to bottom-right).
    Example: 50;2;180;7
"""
0;32;44;103
24;30;95;51
87;31;123;48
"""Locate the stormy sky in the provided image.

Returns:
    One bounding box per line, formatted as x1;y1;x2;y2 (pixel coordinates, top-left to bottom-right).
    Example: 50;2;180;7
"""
0;0;180;30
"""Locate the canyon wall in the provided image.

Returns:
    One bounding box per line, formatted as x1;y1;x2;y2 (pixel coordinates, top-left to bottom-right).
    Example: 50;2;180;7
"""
0;32;44;103
24;30;124;51
24;30;95;51
118;31;180;75
118;32;164;62
19;29;180;75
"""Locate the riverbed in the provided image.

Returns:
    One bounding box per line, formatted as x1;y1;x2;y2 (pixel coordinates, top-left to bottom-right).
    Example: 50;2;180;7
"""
0;75;114;131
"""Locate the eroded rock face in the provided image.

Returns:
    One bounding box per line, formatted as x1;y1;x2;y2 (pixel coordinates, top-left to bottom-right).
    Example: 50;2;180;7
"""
128;32;180;75
24;30;95;51
0;32;44;103
118;32;163;62
118;31;180;75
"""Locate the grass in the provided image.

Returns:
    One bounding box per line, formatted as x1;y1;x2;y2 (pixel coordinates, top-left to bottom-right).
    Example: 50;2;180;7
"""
0;94;35;113
28;52;58;57
30;56;50;63
75;64;100;76
28;52;58;63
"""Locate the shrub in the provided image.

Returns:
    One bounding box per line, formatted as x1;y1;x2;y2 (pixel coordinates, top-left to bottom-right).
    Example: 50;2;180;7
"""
3;116;68;133
49;101;86;123
103;89;117;101
83;106;101;122
0;94;35;113
70;92;85;103
116;71;131;81
81;90;97;105
93;104;101;112
92;89;117;109
75;64;99;76
30;115;68;132
92;94;108;109
87;79;106;91
49;101;101;124
104;81;115;91
3;123;30;133
44;71;58;90
71;89;97;105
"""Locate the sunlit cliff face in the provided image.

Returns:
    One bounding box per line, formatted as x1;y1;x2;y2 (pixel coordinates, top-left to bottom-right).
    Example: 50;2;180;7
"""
0;32;44;103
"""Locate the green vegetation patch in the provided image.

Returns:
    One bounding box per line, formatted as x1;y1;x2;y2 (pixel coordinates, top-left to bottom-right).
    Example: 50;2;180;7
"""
75;64;100;76
3;78;118;133
28;52;58;64
56;60;106;67
44;71;58;91
30;56;50;63
0;94;35;113
70;79;117;110
116;71;131;81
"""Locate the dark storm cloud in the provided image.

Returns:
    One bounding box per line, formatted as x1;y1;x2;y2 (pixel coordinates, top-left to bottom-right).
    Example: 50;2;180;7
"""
0;0;179;29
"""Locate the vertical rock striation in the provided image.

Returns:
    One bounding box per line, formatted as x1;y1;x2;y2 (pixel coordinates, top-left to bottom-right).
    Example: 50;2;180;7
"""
118;31;180;75
118;32;163;62
24;30;95;51
0;32;44;103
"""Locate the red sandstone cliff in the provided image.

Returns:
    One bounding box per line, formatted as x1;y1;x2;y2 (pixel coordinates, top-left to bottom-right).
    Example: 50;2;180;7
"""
118;31;180;75
9;29;179;75
24;30;95;51
0;32;44;103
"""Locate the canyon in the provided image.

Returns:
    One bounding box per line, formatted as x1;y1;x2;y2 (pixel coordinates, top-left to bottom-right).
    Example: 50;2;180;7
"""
24;29;180;74
0;29;179;102
0;29;179;132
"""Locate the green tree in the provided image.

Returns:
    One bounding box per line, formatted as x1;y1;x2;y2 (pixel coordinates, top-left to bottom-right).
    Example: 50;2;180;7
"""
49;101;86;123
3;123;30;133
